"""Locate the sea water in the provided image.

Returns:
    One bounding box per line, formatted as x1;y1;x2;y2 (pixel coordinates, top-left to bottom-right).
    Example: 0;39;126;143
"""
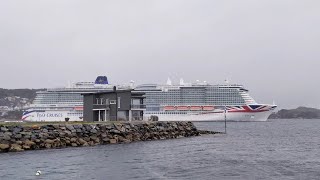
0;119;319;180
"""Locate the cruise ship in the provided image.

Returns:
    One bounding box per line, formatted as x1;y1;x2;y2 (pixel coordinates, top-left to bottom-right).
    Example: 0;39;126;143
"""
22;76;130;122
134;78;277;121
23;76;276;122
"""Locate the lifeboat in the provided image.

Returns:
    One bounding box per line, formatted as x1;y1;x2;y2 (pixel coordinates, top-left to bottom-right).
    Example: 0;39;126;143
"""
176;106;189;111
190;106;202;111
164;106;176;111
74;106;83;111
202;105;214;111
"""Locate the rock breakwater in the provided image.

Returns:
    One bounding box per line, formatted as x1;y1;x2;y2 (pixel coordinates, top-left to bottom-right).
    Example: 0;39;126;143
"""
0;121;216;153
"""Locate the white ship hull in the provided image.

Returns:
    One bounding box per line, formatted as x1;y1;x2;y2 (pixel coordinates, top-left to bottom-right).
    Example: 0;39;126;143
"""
146;110;273;122
23;105;275;122
22;110;84;122
146;105;277;122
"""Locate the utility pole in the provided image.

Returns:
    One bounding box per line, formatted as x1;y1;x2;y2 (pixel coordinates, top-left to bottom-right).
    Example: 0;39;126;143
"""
114;86;118;121
224;106;227;134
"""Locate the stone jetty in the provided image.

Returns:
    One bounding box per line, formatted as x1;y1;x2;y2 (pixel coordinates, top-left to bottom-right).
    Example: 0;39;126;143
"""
0;121;216;153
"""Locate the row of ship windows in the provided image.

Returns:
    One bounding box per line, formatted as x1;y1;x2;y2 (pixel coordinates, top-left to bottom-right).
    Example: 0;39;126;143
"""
149;101;245;104
147;112;190;115
146;111;222;115
145;100;244;102
146;91;240;94
146;100;245;102
36;97;82;99
146;97;245;100
34;101;83;103
145;98;244;100
146;94;241;97
67;113;83;116
146;94;241;96
35;99;82;101
34;101;82;104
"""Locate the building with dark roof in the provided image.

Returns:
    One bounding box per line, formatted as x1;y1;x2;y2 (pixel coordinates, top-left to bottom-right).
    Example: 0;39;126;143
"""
83;88;145;121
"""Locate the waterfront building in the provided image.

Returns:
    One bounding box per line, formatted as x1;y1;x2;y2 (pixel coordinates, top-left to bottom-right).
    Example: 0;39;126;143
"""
83;88;145;121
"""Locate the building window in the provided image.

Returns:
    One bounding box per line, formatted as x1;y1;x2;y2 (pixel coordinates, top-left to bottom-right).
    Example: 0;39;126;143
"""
118;97;121;108
110;100;116;104
96;98;100;104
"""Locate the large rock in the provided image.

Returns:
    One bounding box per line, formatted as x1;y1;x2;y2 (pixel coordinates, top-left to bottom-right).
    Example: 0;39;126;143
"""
44;139;55;144
9;144;24;152
0;127;8;132
1;135;11;141
70;138;77;143
78;138;87;145
24;140;36;146
84;125;92;131
100;133;107;138
0;144;10;150
64;130;72;136
110;129;121;134
114;124;123;131
13;134;22;139
4;132;12;137
66;125;75;131
109;139;117;144
102;138;110;143
90;129;98;134
45;144;51;149
22;145;31;150
12;127;23;133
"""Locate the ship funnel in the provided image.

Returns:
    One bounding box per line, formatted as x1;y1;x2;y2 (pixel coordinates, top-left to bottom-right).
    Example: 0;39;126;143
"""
95;76;109;85
94;76;109;88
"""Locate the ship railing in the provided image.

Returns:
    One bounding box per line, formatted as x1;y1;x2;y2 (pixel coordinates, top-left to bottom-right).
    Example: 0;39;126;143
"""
96;115;145;121
131;104;146;109
93;104;110;109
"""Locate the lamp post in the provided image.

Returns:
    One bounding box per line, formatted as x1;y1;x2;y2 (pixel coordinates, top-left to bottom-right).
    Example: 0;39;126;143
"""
114;86;118;121
224;106;227;134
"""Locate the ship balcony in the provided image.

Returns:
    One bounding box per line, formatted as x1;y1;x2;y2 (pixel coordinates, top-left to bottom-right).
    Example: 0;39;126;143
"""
131;104;146;110
93;104;110;110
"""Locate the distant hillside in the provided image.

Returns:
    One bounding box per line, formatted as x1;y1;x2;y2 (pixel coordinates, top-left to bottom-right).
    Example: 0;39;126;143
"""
0;88;43;120
269;107;320;119
0;88;43;108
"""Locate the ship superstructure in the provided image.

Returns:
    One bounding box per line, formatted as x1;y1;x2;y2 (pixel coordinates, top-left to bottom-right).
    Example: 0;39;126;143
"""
134;79;277;121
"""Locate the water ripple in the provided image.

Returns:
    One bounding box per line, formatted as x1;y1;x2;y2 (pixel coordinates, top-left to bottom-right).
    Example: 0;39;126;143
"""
0;119;320;179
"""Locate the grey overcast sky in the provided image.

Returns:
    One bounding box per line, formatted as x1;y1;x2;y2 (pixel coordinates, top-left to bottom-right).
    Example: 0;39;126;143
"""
0;0;319;109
